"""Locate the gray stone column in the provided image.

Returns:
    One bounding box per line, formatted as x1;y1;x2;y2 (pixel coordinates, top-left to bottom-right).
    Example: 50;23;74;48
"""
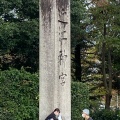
40;0;71;120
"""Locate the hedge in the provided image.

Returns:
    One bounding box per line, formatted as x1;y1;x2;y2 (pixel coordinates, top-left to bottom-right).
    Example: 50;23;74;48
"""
71;82;89;120
92;109;120;120
0;68;39;120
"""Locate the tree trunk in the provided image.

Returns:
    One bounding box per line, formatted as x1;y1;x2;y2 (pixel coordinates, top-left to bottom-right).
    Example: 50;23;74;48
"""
108;49;112;92
102;23;112;109
105;93;112;109
105;49;112;109
75;44;81;81
101;42;112;109
102;42;107;89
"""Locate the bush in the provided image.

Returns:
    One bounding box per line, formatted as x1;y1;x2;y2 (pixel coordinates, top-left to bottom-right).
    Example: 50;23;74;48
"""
0;68;39;120
71;82;89;120
92;109;120;120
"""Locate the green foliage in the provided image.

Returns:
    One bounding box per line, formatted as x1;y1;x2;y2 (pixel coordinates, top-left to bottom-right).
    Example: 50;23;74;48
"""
83;0;120;108
0;19;39;72
71;0;89;81
0;0;39;20
71;0;87;47
92;109;120;120
0;68;39;120
0;0;39;72
71;82;89;120
11;20;39;72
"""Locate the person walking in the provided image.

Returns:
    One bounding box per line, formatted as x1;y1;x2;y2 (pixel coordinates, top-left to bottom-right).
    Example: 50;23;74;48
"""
82;109;93;120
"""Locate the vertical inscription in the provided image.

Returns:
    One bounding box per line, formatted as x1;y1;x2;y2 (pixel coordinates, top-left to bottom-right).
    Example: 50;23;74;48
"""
58;8;68;86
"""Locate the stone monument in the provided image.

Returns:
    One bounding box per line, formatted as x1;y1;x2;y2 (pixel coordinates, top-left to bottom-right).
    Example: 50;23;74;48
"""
40;0;71;119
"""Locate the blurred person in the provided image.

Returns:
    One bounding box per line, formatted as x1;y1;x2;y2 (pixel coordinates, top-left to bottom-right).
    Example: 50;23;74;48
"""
45;108;61;120
82;109;93;120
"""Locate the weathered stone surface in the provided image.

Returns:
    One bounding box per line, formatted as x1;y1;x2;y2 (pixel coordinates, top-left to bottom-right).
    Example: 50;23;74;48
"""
40;0;71;119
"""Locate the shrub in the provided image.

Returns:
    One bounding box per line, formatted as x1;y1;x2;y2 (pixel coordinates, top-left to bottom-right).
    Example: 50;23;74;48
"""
0;68;39;120
92;109;120;120
71;82;89;120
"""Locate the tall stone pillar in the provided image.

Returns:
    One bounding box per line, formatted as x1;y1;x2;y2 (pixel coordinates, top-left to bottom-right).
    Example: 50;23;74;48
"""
40;0;71;120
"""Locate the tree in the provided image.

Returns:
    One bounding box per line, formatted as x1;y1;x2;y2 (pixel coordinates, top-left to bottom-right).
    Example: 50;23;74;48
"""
0;0;39;72
71;0;88;81
87;0;120;109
